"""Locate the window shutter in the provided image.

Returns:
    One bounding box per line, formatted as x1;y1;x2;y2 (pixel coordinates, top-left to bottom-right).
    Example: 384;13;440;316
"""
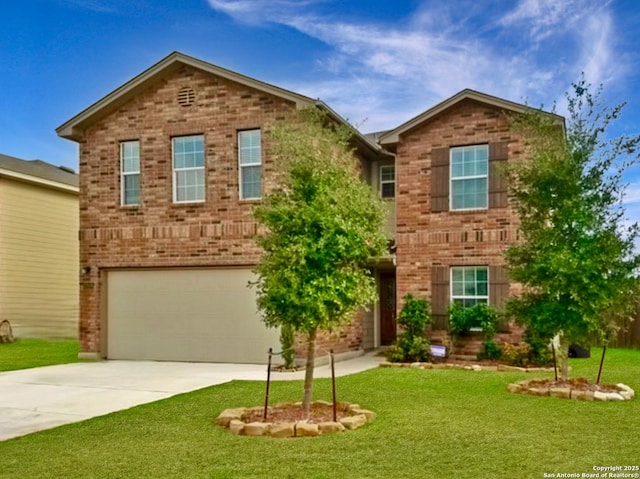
430;147;449;212
431;266;450;329
489;265;509;309
489;141;509;208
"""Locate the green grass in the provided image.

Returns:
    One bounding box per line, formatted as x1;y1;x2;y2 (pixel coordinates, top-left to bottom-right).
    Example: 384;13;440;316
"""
0;338;80;371
1;348;638;478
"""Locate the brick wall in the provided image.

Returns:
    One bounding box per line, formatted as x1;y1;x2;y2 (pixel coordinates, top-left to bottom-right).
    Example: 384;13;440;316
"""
394;99;525;344
77;65;369;357
78;66;302;354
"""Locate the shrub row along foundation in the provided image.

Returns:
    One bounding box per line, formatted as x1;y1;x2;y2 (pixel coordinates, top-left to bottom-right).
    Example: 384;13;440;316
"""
507;379;635;401
215;401;376;438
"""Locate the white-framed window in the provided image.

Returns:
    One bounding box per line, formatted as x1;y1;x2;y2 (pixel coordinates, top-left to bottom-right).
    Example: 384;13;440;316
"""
450;144;488;210
450;266;489;307
238;129;261;200
120;140;140;206
380;164;395;198
173;135;205;203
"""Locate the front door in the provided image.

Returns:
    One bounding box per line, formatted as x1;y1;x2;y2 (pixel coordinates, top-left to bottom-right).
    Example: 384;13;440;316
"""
379;272;397;345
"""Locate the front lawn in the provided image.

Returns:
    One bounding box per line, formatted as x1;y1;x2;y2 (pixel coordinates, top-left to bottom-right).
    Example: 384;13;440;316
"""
1;348;638;478
0;339;80;372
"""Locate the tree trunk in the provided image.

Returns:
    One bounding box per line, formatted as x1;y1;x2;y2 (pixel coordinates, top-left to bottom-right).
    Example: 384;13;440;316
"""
558;332;571;381
302;328;317;415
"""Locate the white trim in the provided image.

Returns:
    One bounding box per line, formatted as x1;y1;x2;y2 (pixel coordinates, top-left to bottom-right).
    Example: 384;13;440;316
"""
172;135;205;204
238;129;262;200
0;168;78;194
379;164;395;199
450;266;490;306
120;140;140;206
449;145;489;211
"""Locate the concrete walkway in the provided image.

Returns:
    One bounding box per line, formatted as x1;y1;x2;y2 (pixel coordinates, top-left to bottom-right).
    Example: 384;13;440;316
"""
0;352;383;442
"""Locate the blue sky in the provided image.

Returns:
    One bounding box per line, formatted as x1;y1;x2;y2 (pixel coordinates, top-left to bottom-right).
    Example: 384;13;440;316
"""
2;0;640;216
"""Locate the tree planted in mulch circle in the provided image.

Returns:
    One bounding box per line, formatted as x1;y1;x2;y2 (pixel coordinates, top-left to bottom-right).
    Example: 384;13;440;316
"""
505;78;640;384
251;108;388;415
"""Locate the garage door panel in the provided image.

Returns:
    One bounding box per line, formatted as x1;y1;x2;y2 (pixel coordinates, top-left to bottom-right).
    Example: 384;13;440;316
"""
107;268;279;363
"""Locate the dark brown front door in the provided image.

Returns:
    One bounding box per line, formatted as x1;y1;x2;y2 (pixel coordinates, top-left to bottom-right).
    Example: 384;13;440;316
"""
379;272;397;345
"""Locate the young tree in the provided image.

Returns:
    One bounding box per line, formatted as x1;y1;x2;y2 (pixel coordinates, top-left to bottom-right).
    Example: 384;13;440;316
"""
252;109;388;413
505;79;640;381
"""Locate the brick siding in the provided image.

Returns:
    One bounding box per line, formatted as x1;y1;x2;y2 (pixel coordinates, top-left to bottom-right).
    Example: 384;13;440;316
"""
394;99;526;344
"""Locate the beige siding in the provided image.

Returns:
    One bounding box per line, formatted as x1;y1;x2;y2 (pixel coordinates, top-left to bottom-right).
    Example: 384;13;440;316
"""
0;178;79;338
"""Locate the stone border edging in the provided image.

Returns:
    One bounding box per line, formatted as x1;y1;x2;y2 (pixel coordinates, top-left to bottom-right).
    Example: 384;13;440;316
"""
380;361;555;373
507;380;635;401
215;400;376;438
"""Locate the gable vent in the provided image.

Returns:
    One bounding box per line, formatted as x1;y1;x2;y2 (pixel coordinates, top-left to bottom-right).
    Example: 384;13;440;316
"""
177;87;195;106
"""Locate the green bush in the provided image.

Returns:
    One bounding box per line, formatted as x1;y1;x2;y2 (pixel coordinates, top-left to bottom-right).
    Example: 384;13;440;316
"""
398;294;431;337
477;340;503;361
501;342;531;367
386;294;432;362
385;344;406;363
279;324;295;369
523;327;554;366
449;303;500;339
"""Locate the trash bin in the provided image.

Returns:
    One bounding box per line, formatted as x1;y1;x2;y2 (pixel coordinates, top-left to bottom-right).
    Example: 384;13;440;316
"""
568;344;591;358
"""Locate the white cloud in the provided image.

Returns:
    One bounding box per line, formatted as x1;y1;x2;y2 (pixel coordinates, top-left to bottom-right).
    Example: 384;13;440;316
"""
499;0;587;42
207;0;621;131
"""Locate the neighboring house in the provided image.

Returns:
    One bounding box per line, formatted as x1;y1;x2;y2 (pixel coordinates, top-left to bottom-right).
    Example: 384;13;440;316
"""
57;51;558;363
0;153;79;339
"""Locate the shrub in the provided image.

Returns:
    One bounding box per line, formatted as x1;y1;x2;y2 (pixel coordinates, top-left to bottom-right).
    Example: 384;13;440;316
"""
385;344;406;363
523;327;554;366
477;340;503;361
449;303;500;339
386;294;432;362
501;342;531;367
279;324;295;369
398;294;431;337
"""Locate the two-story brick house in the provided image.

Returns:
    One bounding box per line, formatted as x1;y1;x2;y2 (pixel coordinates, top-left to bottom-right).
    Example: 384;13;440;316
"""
57;51;554;363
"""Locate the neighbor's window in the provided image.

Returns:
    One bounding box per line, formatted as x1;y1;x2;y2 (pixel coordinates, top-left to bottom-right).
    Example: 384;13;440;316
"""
238;129;261;200
121;140;140;206
380;164;395;198
450;266;488;307
450;145;488;210
173;135;205;203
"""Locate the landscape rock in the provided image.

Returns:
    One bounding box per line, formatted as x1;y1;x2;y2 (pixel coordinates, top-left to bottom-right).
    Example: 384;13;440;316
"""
340;414;367;430
0;320;14;344
549;387;571;399
318;421;346;434
244;422;270;437
295;422;319;437
228;419;245;436
350;408;376;422
269;422;295;438
215;408;246;427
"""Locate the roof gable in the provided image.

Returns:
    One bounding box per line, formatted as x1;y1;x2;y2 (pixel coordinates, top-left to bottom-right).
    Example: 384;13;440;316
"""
378;89;564;145
0;153;78;192
56;51;317;142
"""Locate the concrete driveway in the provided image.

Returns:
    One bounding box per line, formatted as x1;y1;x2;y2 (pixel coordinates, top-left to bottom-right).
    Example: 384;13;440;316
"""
0;352;382;441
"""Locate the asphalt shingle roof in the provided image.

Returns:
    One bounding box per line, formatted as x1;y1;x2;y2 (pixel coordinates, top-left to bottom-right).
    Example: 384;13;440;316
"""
0;153;78;188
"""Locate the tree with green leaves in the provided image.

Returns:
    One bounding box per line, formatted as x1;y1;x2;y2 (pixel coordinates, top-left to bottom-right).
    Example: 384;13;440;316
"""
252;109;388;413
505;79;640;381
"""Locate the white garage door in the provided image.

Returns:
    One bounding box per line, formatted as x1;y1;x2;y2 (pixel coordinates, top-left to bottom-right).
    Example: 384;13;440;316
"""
106;268;280;364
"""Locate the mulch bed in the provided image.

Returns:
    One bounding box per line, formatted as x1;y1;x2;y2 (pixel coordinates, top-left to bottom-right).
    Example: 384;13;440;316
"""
243;402;351;424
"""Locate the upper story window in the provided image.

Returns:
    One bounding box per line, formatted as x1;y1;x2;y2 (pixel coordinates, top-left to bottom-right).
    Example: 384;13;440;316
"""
238;129;262;200
450;144;488;210
120;140;140;206
380;164;395;198
173;135;205;203
450;266;488;307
